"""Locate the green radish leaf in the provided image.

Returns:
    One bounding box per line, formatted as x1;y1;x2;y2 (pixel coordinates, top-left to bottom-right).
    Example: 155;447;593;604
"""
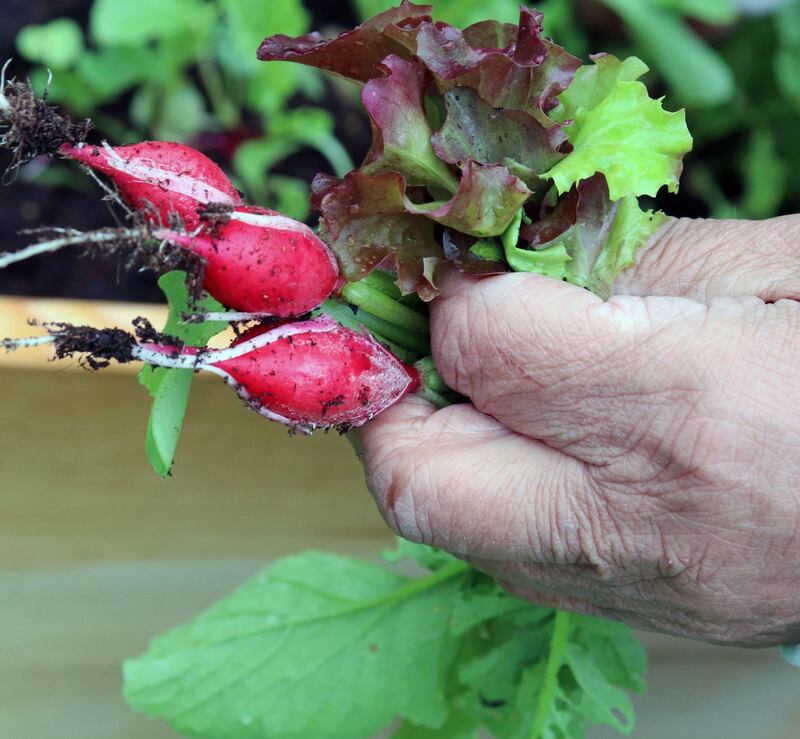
654;0;737;24
16;18;84;70
381;538;461;571
123;539;646;738
566;643;637;732
352;0;523;26
124;552;470;738
269;175;311;221
142;369;193;479
739;130;787;220
90;0;211;46
139;272;226;478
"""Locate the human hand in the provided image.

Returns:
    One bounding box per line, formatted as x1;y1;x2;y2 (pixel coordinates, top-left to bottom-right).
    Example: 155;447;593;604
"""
355;216;800;647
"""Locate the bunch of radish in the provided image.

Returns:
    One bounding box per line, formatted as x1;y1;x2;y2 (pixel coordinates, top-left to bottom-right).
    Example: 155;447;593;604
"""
0;135;439;433
0;0;692;445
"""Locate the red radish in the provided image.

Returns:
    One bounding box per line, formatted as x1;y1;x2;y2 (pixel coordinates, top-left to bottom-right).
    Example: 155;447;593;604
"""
4;317;419;432
59;140;242;228
160;205;341;316
0;204;341;318
203;317;419;431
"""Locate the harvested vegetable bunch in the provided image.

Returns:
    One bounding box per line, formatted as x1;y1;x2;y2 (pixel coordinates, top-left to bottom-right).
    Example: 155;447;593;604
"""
0;2;692;446
0;5;695;739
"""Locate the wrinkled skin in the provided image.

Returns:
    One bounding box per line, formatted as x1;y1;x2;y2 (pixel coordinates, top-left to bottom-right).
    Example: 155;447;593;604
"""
356;216;800;647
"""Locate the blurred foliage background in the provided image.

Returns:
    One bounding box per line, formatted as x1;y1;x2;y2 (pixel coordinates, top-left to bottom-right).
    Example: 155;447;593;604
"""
9;0;800;228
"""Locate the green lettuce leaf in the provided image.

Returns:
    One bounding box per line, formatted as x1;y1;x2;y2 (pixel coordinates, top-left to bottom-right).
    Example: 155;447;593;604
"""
551;54;649;122
505;176;667;297
544;79;693;200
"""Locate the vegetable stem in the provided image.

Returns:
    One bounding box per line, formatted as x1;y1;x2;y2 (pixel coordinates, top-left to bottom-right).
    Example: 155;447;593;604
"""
530;610;571;739
350;309;430;355
362;269;402;300
1;335;56;351
414;356;447;393
341;281;430;336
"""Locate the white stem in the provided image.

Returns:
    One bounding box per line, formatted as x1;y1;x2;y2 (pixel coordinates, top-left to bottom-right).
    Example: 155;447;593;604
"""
130;345;205;371
185;311;275;323
1;335;56;351
0;59;12;119
0;229;140;270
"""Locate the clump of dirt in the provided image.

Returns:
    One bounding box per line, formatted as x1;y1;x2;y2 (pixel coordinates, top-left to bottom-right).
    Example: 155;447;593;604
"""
38;316;180;370
197;201;234;239
48;322;137;369
0;78;92;181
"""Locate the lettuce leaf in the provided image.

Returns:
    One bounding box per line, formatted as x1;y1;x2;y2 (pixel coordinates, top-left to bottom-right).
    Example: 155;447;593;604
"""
507;176;667;297
544;79;693;200
263;4;692;302
362;55;459;191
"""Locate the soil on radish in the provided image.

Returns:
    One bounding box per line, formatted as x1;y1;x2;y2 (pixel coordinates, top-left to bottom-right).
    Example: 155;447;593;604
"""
1;80;92;179
10;316;181;370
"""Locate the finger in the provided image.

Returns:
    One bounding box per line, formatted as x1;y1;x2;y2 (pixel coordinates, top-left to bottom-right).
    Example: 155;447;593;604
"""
616;216;800;302
355;396;598;563
430;269;712;464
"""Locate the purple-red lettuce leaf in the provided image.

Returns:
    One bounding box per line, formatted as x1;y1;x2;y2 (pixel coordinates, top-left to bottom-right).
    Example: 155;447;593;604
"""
405;160;531;237
257;0;430;83
442;230;507;275
315;170;443;299
317;162;529;297
260;6;580;126
415;7;581;125
362;55;459;192
431;87;568;192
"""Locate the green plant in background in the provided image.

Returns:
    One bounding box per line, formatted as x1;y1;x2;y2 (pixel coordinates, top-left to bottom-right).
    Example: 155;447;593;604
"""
15;0;353;219
352;0;800;220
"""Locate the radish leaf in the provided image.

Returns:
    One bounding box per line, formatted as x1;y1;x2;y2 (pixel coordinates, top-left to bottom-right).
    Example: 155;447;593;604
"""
139;272;226;477
124;551;469;738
